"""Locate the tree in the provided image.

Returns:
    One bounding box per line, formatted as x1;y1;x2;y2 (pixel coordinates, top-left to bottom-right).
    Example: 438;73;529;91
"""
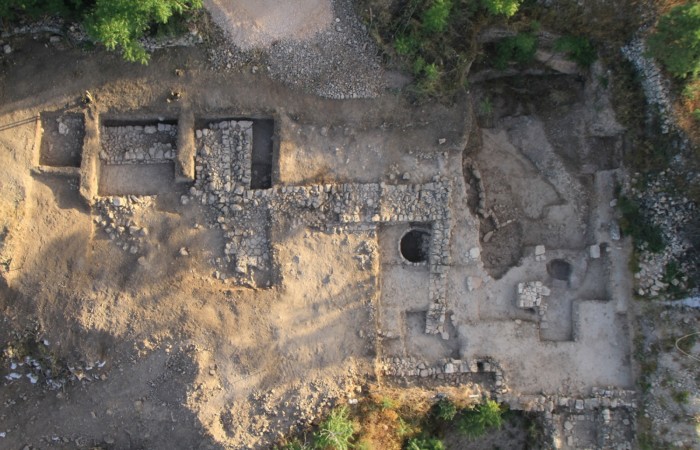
647;3;700;79
1;0;202;64
85;0;202;64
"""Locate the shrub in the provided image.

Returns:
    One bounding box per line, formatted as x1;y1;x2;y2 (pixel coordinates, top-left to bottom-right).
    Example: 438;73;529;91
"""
554;35;596;67
405;437;445;450
433;398;457;422
481;0;522;17
423;63;440;81
458;399;504;439
395;34;419;56
379;396;397;410
647;3;700;79
422;0;452;34
277;439;312;450
672;390;689;405
494;33;537;69
314;406;356;450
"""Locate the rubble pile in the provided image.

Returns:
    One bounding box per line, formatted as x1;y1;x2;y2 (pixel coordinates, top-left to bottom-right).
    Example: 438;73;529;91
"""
100;123;177;164
626;170;697;298
93;196;153;255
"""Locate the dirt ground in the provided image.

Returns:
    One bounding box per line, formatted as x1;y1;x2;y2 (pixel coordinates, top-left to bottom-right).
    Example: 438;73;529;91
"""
204;0;333;50
0;8;644;450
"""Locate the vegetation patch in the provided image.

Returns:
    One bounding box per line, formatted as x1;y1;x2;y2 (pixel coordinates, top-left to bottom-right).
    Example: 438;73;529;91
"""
1;0;202;63
276;391;527;450
617;196;665;253
553;35;596;68
493;32;537;70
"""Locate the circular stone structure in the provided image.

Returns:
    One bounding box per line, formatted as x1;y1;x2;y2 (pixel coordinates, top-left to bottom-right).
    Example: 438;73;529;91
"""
400;229;431;263
547;258;572;281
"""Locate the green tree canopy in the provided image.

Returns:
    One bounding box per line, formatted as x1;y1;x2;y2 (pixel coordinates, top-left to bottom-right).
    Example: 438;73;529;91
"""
648;3;700;79
1;0;202;64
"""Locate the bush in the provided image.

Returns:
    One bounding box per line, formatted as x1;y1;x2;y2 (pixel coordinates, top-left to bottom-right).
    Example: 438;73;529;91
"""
314;406;356;450
422;0;452;34
405;437;445;450
433;398;457;422
395;34;419;56
647;3;700;79
481;0;522;17
277;439;312;450
672;390;689;404
494;33;537;69
554;35;596;67
458;399;504;439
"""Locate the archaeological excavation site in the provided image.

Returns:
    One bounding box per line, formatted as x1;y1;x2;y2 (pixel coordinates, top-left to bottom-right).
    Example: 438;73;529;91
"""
1;0;699;449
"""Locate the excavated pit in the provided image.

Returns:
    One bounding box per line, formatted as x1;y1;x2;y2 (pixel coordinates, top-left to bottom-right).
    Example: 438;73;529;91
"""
39;112;84;167
400;229;431;263
250;119;274;189
548;259;572;282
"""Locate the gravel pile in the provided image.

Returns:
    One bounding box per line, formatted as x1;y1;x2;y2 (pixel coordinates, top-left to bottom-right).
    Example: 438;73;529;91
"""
621;39;675;134
207;0;385;99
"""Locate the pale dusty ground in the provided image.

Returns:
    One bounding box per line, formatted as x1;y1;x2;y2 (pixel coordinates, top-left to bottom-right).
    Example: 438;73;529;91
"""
0;22;644;450
204;0;333;50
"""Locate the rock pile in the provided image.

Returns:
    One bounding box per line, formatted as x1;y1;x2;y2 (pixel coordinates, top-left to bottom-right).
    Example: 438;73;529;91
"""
100;123;177;164
517;281;551;309
3;341;108;391
626;170;697;298
194;120;253;193
93;196;152;255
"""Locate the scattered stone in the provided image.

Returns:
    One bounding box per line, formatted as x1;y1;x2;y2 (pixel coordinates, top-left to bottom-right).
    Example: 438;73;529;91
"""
468;247;480;260
3;44;11;54
179;247;189;256
609;221;621;241
517;281;550;309
589;244;601;259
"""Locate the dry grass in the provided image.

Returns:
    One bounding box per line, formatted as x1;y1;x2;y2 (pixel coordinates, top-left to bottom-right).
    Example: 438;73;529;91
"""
351;384;483;448
674;79;700;146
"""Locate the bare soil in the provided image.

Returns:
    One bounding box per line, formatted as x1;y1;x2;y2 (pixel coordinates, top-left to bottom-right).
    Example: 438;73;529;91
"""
0;12;641;450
